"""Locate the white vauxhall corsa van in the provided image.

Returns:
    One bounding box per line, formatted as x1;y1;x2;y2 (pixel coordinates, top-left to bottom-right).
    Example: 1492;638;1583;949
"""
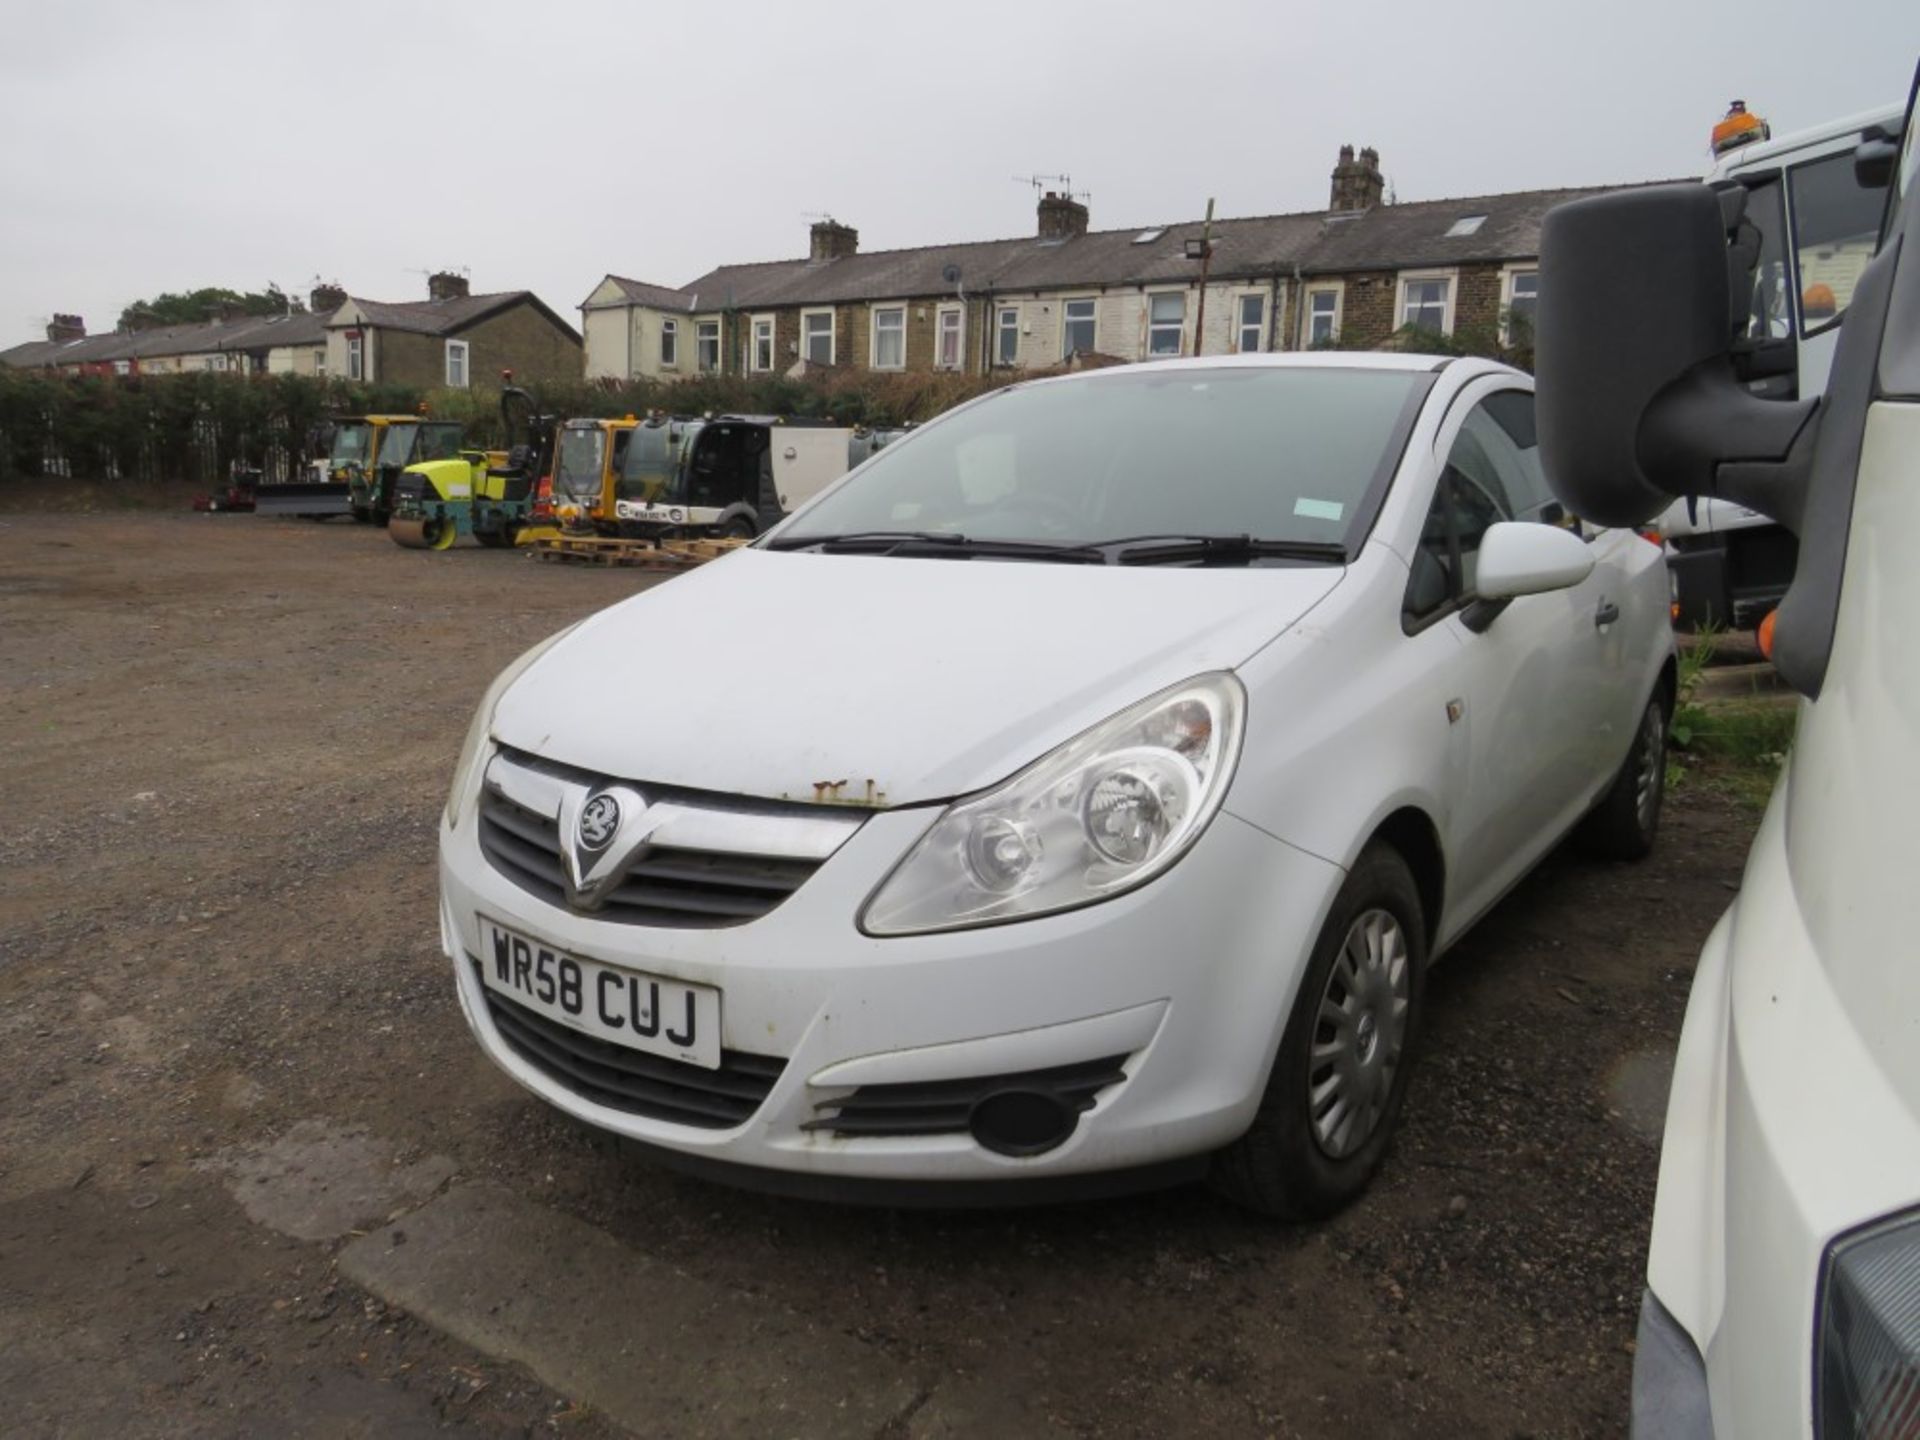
439;350;1672;1216
1534;66;1919;1440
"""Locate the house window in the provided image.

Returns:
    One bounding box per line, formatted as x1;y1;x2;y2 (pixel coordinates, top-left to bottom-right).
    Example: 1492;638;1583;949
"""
935;307;964;370
871;306;906;369
1398;273;1454;335
346;332;363;380
1504;270;1539;342
313;350;326;377
113;359;131;376
751;316;774;371
696;320;720;372
802;310;834;365
1304;287;1342;346
445;339;469;388
997;306;1019;365
660;319;678;368
1147;292;1185;356
1236;293;1265;353
1062;298;1096;357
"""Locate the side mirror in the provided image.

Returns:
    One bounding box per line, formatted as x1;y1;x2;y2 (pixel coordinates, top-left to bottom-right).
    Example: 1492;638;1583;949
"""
1536;183;1817;529
1855;131;1901;189
1474;521;1595;600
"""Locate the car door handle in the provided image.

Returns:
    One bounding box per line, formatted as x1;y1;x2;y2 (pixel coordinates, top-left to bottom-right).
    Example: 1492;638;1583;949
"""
1594;599;1620;628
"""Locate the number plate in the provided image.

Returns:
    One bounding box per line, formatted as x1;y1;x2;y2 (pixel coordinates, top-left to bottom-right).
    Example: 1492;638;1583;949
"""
478;916;720;1070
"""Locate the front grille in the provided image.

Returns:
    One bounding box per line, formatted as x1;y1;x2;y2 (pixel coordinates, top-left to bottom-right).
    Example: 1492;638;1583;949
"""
476;964;785;1128
478;786;827;929
803;1055;1130;1138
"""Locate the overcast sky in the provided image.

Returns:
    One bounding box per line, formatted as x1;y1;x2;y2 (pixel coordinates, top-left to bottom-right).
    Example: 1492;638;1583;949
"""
2;0;1915;345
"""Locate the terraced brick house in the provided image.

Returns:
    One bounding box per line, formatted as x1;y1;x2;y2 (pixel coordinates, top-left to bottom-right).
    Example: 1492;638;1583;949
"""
323;273;582;391
583;147;1608;383
0;295;337;377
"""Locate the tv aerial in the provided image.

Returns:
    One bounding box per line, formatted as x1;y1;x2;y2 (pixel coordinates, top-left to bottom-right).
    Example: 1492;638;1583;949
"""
1013;173;1089;203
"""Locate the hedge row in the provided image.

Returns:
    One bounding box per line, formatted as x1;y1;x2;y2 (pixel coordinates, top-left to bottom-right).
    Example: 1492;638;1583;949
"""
0;368;1028;485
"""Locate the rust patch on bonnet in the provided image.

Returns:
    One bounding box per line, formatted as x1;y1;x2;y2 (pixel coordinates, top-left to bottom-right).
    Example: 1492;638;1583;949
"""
808;778;889;808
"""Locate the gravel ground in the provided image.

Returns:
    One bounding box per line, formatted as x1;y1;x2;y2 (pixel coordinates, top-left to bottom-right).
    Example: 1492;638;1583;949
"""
0;511;1757;1438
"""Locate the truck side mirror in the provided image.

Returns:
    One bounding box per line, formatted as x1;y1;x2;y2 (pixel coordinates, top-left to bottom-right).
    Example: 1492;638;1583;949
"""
1535;183;1818;530
1855;134;1901;190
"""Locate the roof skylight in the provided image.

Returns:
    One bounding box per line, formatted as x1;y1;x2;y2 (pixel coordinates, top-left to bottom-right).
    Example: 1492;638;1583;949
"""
1445;214;1487;237
1132;228;1166;244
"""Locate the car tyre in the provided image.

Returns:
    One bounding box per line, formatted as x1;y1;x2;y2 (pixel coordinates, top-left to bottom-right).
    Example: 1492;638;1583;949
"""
1576;690;1670;861
721;515;757;540
1211;844;1426;1220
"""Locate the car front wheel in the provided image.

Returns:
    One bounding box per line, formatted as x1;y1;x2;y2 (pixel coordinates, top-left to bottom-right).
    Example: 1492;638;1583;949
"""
1211;844;1427;1220
1576;691;1669;861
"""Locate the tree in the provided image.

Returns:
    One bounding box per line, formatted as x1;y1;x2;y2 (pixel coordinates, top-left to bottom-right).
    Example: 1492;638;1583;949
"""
117;285;302;332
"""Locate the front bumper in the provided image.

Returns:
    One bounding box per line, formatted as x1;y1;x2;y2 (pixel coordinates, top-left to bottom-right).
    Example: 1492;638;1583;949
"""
440;794;1345;1188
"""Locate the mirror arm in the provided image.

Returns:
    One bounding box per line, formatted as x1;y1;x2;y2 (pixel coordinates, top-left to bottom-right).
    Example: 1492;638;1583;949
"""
1460;597;1510;634
1639;362;1821;528
1712;419;1821;536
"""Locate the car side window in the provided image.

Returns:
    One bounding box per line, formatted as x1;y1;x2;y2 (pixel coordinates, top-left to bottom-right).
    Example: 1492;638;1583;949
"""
1469;392;1569;528
1406;399;1534;623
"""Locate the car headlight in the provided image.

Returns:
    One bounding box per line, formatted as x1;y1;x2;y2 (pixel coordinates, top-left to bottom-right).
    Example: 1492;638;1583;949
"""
861;672;1245;936
1819;1206;1920;1439
444;624;579;829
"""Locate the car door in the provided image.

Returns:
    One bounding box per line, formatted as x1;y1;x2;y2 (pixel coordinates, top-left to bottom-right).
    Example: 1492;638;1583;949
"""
1407;387;1614;935
1475;388;1647;800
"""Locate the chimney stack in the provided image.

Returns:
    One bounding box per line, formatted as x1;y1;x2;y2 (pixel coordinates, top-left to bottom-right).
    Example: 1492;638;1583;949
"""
428;270;470;301
310;281;347;315
1037;191;1090;241
1329;145;1384;212
809;219;859;262
46;313;85;342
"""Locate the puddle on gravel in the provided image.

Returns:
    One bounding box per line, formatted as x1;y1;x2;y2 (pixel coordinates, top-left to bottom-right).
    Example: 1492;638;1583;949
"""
1606;1047;1676;1146
207;1118;455;1242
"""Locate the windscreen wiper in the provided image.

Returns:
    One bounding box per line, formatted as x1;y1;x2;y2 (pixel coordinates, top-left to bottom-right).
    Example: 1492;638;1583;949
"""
764;529;966;552
1106;534;1350;566
766;531;1105;562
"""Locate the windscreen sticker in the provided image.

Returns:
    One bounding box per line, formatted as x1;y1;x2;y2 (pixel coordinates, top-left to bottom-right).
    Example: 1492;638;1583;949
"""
1293;497;1345;522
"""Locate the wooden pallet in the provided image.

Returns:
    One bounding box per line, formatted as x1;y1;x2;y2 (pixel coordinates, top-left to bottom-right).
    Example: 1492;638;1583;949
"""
528;534;751;570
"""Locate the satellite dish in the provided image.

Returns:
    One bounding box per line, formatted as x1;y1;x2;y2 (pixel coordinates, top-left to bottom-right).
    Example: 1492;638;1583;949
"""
941;263;962;285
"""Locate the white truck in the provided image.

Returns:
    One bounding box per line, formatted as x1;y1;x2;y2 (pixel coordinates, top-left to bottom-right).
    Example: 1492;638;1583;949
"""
1658;101;1902;631
1536;64;1917;1439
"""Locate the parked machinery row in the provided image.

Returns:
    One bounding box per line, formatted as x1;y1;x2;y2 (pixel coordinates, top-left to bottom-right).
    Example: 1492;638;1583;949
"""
247;390;912;555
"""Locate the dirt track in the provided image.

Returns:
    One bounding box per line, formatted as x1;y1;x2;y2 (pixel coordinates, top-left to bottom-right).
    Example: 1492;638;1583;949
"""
0;512;1755;1438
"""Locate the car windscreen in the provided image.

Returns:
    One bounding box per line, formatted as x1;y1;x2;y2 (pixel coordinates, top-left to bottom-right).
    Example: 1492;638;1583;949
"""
775;367;1422;551
329;423;372;466
556;426;607;500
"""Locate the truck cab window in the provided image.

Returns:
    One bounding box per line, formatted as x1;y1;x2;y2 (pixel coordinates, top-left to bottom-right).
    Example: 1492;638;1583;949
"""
1729;177;1791;343
1789;150;1890;335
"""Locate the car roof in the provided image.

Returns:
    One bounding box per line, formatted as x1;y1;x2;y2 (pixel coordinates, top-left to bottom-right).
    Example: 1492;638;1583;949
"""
1015;352;1518;393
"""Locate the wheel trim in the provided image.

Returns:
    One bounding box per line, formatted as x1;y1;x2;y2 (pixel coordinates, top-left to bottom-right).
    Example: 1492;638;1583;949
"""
1307;908;1410;1161
1633;700;1665;832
